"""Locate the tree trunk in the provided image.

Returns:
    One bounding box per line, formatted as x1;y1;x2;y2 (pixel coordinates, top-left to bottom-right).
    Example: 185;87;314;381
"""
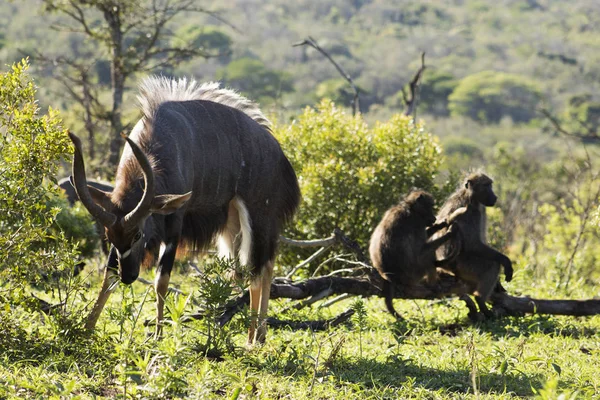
104;7;125;172
491;291;600;316
81;70;96;160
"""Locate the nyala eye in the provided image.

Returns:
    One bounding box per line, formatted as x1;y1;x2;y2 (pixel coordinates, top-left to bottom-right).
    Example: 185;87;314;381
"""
133;231;142;243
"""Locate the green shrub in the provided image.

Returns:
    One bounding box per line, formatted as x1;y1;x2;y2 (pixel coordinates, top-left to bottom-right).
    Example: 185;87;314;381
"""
53;198;100;258
448;71;541;123
0;59;79;291
275;99;443;264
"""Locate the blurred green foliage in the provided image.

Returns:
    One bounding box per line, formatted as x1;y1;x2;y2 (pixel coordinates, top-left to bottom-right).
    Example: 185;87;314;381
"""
216;57;294;104
315;78;359;106
449;71;542;123
417;70;458;117
173;25;232;60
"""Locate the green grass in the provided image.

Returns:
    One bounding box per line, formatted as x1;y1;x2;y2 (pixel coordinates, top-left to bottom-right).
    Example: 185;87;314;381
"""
0;259;598;399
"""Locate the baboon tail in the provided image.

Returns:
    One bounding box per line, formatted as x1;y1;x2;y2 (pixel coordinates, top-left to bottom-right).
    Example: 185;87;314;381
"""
383;280;403;320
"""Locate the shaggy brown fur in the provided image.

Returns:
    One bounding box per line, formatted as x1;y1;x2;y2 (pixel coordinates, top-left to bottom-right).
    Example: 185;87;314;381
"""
434;172;513;319
369;190;465;319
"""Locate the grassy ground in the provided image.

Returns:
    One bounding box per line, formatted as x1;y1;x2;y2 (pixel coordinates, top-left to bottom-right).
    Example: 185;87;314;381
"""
0;259;598;399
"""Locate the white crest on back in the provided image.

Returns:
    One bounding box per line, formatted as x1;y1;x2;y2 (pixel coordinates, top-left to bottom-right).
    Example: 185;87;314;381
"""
137;76;271;131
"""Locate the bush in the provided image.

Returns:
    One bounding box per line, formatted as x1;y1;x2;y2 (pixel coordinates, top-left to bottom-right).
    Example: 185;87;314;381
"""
0;59;80;292
448;71;541;123
275;99;443;264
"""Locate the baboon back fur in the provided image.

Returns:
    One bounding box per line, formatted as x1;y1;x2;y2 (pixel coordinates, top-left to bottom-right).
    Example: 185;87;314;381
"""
434;172;513;318
369;190;460;319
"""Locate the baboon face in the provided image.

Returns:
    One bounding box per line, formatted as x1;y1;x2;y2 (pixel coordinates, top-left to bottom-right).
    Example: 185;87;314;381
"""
467;174;497;207
408;191;437;225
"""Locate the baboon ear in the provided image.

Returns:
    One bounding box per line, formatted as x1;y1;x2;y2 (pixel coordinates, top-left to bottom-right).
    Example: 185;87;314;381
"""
465;180;472;189
150;192;192;215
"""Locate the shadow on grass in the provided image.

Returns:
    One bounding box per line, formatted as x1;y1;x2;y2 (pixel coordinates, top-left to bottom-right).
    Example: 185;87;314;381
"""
447;313;600;340
326;356;541;397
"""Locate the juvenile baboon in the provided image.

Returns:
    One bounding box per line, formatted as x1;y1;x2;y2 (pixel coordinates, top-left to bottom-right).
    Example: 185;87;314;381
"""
435;172;513;319
369;190;465;319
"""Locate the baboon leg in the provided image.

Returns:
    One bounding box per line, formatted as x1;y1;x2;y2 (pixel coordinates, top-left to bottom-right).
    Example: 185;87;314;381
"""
459;294;482;322
470;244;513;281
473;266;500;319
85;255;118;330
383;280;403;320
474;296;494;319
247;277;262;345
495;282;507;293
255;259;274;344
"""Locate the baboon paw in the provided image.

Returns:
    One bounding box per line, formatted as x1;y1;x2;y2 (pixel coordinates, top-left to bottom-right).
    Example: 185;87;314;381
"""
491;307;508;318
468;311;485;323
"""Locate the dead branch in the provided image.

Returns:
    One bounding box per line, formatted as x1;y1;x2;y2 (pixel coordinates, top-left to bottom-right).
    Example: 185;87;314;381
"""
491;291;600;316
212;268;600;326
293;36;360;116
402;52;426;119
280;228;370;279
540;108;600;142
280;234;337;248
286;246;331;279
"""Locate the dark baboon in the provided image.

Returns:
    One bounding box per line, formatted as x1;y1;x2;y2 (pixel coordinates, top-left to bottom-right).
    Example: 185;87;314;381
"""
435;172;513;319
369;190;465;319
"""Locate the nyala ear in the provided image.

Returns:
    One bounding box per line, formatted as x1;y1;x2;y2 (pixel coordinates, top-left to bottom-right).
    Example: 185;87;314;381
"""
69;175;114;211
150;192;192;215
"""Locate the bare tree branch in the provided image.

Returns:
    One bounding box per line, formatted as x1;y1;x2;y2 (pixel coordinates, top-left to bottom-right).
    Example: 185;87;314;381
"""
540;108;600;142
293;36;360;116
402;52;426;119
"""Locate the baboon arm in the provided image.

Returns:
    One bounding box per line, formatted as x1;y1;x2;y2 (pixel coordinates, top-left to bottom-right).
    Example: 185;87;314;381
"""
469;244;513;282
426;207;468;237
423;228;455;253
446;206;469;224
426;221;448;237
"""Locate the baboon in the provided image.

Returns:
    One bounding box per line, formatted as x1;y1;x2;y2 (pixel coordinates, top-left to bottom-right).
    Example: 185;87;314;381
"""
369;190;466;319
434;172;513;319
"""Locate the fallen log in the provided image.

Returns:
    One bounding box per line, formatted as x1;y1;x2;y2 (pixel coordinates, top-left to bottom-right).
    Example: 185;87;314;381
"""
195;228;600;327
214;271;600;326
491;291;600;316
